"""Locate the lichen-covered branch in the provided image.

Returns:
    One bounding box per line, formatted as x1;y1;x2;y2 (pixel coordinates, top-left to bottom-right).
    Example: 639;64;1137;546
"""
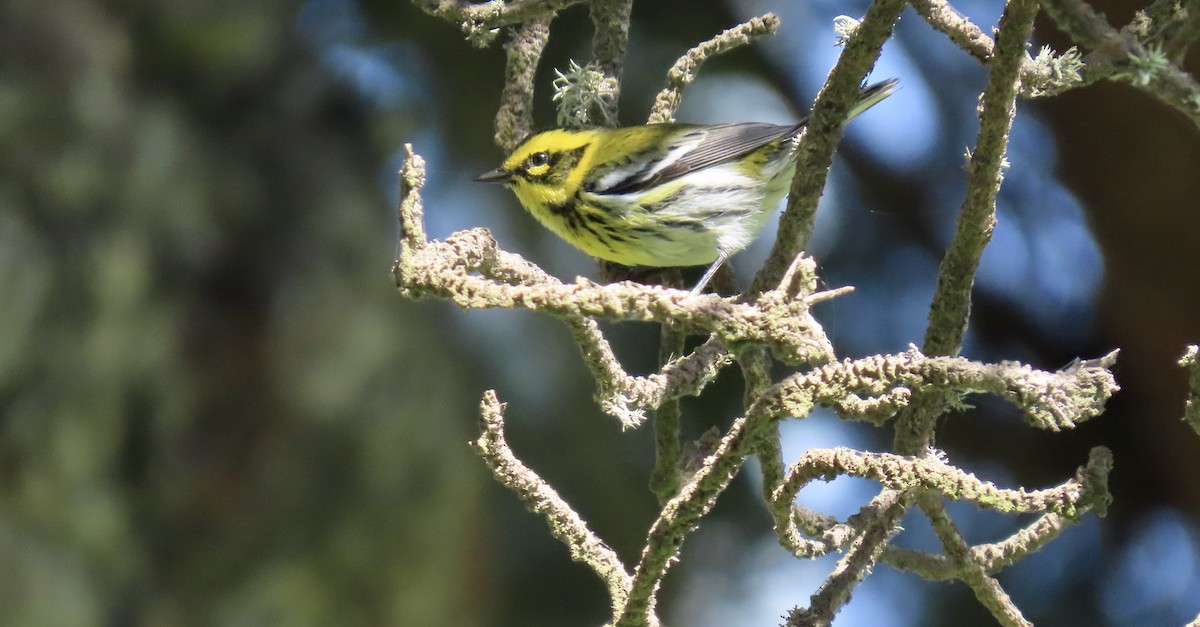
893;0;1039;459
395;145;427;259
475;391;633;619
1039;0;1200;129
397;228;838;365
882;510;1079;579
909;0;1085;97
904;0;1200;107
413;0;583;44
495;17;552;151
614;348;1116;624
617;409;767;626
402;1;1127;621
921;495;1032;626
778;462;1108;572
739;346;782;506
605;338;732;420
760;349;1119;432
647;13;781;124
589;0;633;124
905;3;1077;606
786;489;915;626
923;0;1037;357
770;443;1110;612
772;445;1111;528
1180;345;1200;436
749;0;906;294
773;491;903;559
649;324;686;503
911;0;996;63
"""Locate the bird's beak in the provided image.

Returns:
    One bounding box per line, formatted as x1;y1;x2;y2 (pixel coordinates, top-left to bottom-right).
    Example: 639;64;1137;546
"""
474;168;513;183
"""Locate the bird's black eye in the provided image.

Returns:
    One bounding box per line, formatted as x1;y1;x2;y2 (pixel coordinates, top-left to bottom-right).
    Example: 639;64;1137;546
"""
528;152;550;167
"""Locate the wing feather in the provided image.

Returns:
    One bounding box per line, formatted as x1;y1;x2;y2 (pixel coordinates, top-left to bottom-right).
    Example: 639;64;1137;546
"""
599;122;801;196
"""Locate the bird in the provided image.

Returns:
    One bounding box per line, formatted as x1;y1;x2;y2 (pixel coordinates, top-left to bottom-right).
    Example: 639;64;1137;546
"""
475;79;898;295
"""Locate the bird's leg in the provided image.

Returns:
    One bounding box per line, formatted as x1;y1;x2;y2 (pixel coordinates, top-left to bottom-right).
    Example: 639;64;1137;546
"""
689;250;729;296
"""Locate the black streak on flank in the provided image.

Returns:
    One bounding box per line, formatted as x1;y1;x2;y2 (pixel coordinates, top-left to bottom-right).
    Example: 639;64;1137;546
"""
562;210;607;247
660;219;708;233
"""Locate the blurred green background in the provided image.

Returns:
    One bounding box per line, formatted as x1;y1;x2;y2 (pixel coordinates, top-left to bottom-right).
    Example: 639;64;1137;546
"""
2;0;1200;625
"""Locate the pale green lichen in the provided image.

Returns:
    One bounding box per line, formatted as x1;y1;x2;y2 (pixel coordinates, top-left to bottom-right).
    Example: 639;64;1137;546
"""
552;60;618;127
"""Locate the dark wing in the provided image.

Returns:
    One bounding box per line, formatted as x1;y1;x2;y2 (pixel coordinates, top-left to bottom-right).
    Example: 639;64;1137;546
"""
600;122;801;196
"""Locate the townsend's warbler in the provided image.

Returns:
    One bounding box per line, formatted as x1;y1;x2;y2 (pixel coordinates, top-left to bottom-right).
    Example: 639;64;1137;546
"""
476;79;897;294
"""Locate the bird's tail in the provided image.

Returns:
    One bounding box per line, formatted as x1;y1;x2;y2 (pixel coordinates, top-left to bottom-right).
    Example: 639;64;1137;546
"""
847;78;899;121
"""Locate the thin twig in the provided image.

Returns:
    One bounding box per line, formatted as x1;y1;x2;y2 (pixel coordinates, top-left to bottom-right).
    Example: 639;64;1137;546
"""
495;17;552;152
1040;0;1200;129
1180;345;1200;436
475;391;633;619
787;490;915;626
590;0;633;124
414;0;583;44
649;323;686;502
647;14;781;124
922;0;1037;357
748;0;907;294
922;495;1032;626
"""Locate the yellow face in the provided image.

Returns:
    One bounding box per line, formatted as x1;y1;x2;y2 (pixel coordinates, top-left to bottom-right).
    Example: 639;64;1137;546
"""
478;129;599;215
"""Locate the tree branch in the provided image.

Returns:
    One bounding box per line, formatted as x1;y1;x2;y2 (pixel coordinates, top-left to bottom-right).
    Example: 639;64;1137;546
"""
495;17;553;151
413;0;583;45
749;0;907;294
1040;0;1200;129
589;0;633;124
923;0;1037;357
786;490;915;626
397;228;839;366
475;391;633;620
921;495;1032;626
1180;345;1200;436
647;14;781;124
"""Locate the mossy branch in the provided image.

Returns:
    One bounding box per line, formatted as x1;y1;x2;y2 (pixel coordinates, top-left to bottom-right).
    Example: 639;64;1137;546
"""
772;446;1111;527
475;391;634;622
647;13;781;124
748;0;907;295
495;17;552;151
589;0;633;125
881;511;1080;578
1180;345;1200;436
909;0;1085;97
648;324;686;503
786;489;915;626
921;495;1032;626
396;227;839;367
923;0;1037;358
1038;0;1200;128
413;0;582;45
